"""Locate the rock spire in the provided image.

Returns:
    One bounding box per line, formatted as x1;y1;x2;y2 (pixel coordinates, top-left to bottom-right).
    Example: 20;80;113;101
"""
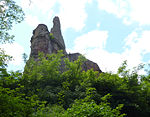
50;16;66;52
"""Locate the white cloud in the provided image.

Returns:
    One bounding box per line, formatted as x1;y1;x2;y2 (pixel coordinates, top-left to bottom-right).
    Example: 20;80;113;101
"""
123;17;132;25
86;48;124;73
73;30;108;54
124;31;138;48
124;30;150;55
115;30;150;72
25;15;40;28
97;22;101;28
21;0;56;13
112;30;150;72
97;0;129;18
129;0;150;25
20;0;91;31
123;30;150;69
1;43;24;65
32;0;57;14
20;0;31;9
20;0;57;28
56;0;91;31
97;0;150;25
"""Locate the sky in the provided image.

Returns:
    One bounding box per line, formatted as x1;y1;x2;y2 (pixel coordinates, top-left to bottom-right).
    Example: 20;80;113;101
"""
2;0;150;73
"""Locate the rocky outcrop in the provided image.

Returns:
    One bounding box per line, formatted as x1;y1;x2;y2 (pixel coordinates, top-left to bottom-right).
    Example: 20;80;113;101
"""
29;16;102;73
30;24;52;59
50;16;67;54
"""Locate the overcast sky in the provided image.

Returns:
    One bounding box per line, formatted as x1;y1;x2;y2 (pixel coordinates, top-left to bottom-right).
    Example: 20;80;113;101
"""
3;0;150;73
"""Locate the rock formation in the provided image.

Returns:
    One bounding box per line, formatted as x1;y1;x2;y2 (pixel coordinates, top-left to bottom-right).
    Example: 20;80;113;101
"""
30;24;53;58
50;16;67;54
29;16;102;73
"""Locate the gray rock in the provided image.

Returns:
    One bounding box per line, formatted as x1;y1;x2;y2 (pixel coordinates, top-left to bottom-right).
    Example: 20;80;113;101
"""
30;24;53;59
50;16;67;54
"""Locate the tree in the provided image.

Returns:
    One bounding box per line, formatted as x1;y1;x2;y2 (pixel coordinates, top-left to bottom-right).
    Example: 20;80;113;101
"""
63;90;125;117
0;0;24;43
0;0;24;75
22;53;28;63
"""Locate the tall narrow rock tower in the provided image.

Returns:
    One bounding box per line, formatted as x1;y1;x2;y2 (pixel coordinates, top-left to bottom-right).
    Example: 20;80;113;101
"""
50;16;66;54
29;16;102;73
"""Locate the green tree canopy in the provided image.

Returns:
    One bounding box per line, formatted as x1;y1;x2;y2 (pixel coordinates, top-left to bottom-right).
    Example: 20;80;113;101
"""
0;0;24;43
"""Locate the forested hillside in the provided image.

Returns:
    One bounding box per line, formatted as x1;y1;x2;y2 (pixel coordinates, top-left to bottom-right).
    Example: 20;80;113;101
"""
1;51;150;117
1;0;150;117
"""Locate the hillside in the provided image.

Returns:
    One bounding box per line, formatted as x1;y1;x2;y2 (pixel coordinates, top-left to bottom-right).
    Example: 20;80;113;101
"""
1;16;150;117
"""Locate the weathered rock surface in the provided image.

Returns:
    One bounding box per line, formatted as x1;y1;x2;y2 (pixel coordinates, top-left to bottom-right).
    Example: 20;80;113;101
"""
29;16;102;73
30;24;53;59
50;16;67;54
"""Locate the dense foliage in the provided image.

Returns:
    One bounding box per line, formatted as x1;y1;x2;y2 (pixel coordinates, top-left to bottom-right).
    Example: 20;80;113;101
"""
0;0;24;43
1;51;150;117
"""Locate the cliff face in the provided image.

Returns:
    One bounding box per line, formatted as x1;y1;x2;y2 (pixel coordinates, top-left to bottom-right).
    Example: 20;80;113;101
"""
29;16;102;73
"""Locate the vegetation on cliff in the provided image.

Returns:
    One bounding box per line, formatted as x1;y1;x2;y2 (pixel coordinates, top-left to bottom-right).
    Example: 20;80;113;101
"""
1;1;150;117
1;51;150;117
